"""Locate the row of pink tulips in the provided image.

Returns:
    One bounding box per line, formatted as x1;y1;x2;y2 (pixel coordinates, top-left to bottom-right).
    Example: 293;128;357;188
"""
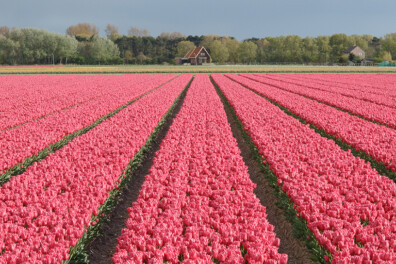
0;75;92;109
113;75;287;264
284;74;396;98
226;74;396;172
0;74;172;130
0;74;176;173
292;74;396;95
213;74;396;263
260;74;396;108
243;74;396;129
0;74;191;263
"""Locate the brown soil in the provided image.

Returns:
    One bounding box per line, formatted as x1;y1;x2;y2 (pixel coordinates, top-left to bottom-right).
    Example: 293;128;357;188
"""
86;80;191;264
87;77;312;264
215;81;313;264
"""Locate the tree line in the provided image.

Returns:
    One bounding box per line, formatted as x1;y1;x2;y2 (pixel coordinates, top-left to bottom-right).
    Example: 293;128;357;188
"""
0;23;395;65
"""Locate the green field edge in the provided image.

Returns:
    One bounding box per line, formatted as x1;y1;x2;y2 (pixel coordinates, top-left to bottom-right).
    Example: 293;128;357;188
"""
0;75;179;187
63;76;193;264
2;70;396;75
210;75;332;264
240;74;395;130
228;75;396;181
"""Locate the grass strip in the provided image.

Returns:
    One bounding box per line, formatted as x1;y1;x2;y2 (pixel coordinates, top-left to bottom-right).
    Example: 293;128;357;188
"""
211;75;332;264
2;70;396;75
0;76;179;187
63;76;193;264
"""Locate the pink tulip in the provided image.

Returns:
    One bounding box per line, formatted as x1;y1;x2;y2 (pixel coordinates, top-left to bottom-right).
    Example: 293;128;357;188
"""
0;74;192;263
113;75;286;263
212;73;396;262
231;74;396;171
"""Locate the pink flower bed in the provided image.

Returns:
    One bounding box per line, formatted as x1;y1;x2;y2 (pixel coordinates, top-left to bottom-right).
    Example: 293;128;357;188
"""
226;74;396;172
0;74;176;172
260;74;396;108
288;74;396;97
113;75;287;264
213;74;396;263
0;74;173;130
243;74;396;129
0;74;191;263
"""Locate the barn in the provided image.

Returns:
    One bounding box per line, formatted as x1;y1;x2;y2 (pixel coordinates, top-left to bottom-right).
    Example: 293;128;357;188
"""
181;46;211;65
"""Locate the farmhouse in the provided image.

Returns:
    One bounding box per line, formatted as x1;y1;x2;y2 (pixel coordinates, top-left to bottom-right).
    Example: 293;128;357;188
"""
178;46;211;65
344;45;366;59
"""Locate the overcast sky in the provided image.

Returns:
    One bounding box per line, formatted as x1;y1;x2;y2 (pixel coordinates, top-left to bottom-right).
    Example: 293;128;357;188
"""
1;0;395;40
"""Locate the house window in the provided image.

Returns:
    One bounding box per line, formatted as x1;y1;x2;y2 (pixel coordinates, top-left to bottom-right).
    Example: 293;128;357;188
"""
200;58;206;64
201;52;205;56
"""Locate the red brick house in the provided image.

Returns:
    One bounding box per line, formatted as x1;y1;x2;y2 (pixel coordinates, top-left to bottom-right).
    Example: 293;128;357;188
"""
182;46;211;65
344;45;366;59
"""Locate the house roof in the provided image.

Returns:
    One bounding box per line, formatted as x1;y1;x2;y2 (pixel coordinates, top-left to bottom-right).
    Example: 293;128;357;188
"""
184;46;205;59
344;45;363;53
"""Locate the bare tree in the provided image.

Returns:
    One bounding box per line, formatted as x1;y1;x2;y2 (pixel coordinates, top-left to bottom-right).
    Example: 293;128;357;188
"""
66;23;99;39
128;27;150;37
0;26;9;36
160;32;185;40
105;24;120;41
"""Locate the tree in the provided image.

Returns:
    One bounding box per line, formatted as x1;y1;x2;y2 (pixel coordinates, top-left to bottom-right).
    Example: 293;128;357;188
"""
208;40;229;63
56;35;78;64
350;34;370;52
339;53;349;63
77;41;92;60
382;33;396;60
105;24;121;42
329;33;354;62
0;35;19;64
316;36;330;64
124;50;133;63
160;32;185;40
302;36;318;63
200;34;220;50
90;37;120;64
0;26;9;36
238;41;258;64
0;28;78;64
282;35;303;63
375;51;392;62
136;51;147;64
66;23;99;40
186;35;203;46
128;27;150;37
223;37;240;63
43;32;58;65
383;51;392;61
176;41;195;57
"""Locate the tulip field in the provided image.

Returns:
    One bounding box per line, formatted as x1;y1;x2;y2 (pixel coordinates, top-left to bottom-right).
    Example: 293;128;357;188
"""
0;73;395;263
